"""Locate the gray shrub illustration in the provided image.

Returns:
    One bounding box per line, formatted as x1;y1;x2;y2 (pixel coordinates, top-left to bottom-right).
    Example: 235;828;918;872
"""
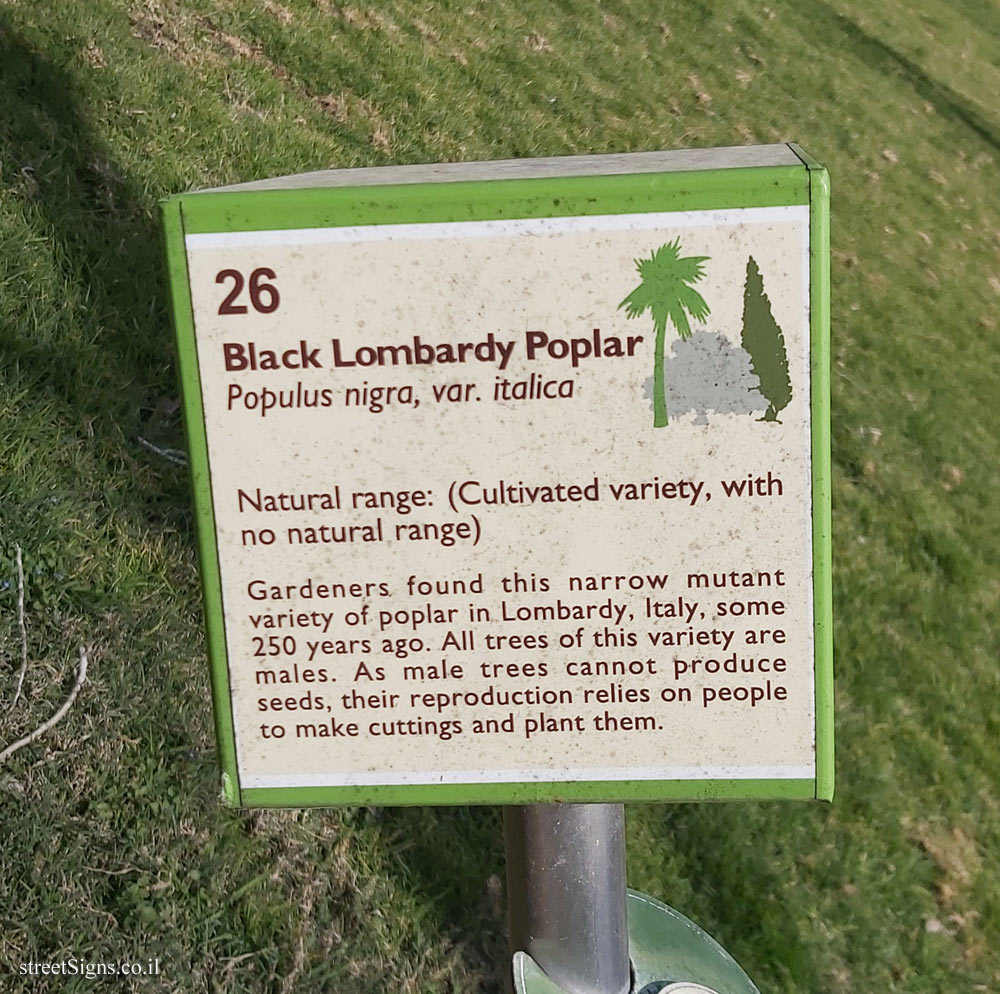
644;328;767;424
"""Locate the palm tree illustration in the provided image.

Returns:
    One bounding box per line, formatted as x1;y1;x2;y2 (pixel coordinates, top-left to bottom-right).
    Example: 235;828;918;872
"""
619;239;710;427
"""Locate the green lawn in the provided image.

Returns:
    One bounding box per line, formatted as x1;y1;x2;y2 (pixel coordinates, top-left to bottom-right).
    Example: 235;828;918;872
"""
2;1;999;991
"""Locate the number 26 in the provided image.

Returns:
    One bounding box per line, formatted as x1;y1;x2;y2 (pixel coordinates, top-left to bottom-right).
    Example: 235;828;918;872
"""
216;268;280;315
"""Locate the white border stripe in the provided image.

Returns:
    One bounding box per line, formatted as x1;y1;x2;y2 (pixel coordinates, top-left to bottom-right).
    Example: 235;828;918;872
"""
242;764;816;789
185;206;810;250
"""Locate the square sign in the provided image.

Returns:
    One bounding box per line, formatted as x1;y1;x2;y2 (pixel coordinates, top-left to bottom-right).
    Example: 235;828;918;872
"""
161;144;832;807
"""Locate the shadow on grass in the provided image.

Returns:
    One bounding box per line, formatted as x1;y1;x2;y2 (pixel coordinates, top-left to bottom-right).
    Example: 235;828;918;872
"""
380;801;829;993
816;1;1000;151
633;802;830;991
377;804;509;990
0;15;179;445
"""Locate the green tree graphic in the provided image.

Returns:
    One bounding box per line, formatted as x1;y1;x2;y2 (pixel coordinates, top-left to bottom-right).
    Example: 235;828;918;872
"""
740;256;792;422
619;239;710;427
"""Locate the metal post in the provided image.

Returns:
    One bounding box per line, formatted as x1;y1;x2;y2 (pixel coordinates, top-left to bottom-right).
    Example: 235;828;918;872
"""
504;803;631;994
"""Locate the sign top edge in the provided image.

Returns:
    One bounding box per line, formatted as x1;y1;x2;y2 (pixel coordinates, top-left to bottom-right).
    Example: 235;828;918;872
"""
172;143;807;196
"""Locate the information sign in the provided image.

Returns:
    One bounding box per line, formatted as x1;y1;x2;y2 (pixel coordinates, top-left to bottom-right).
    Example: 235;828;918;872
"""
161;144;832;806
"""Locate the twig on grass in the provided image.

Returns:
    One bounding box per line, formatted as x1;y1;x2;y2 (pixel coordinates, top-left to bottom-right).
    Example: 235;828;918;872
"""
137;436;188;466
220;952;257;970
0;646;88;765
7;544;28;710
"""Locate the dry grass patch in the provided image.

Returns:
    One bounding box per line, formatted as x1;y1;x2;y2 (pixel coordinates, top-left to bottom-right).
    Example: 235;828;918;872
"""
340;6;399;33
905;817;983;908
263;0;293;24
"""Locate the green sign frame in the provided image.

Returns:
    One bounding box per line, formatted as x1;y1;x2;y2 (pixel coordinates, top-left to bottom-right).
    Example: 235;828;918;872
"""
161;144;832;808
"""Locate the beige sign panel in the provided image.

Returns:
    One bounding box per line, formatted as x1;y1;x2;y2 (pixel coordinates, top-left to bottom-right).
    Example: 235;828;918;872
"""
182;206;817;793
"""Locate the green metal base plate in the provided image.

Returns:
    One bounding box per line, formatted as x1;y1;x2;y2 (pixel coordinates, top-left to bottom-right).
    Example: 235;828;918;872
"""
513;890;761;994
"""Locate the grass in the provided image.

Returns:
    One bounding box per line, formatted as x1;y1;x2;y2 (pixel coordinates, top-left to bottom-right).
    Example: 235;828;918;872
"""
1;0;999;991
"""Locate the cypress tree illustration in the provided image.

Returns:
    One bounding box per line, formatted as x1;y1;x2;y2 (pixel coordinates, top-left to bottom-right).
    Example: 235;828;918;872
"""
740;256;792;422
619;239;710;427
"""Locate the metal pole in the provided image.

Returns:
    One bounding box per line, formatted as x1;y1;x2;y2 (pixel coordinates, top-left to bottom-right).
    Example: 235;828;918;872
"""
504;803;631;994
